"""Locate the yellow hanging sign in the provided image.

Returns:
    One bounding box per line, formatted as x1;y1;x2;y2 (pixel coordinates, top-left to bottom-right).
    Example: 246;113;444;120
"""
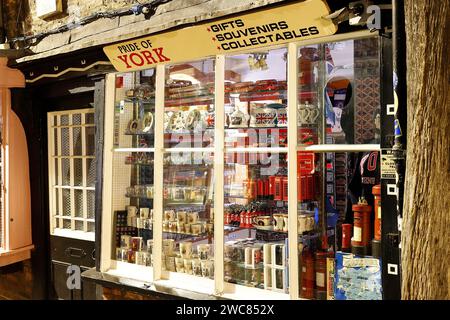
104;0;337;72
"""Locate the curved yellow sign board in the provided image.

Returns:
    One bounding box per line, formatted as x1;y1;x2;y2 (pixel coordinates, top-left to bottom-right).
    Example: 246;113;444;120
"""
104;0;337;72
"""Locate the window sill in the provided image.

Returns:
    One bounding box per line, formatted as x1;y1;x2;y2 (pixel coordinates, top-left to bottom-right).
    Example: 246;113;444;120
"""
82;267;292;300
0;245;34;267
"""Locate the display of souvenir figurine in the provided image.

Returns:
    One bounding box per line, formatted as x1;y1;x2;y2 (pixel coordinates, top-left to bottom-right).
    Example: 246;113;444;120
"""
298;101;320;125
228;105;250;128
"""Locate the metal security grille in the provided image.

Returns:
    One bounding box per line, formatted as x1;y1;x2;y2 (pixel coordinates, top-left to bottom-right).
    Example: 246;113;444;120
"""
48;109;96;240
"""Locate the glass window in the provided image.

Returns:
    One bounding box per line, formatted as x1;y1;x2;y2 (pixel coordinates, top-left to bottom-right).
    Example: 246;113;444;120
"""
223;47;289;294
297;38;382;300
110;71;155;268
48;109;96;239
162;59;215;280
297;38;380;146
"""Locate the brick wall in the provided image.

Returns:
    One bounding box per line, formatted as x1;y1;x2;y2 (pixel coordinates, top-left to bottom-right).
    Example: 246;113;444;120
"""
0;260;33;300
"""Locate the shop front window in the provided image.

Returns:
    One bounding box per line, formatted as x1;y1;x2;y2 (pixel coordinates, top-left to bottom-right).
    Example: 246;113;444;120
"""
110;70;155;268
162;59;215;281
223;48;289;295
297;38;382;300
101;33;385;300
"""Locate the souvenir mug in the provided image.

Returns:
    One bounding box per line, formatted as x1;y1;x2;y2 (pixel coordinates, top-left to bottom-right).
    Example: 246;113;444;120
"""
177;211;187;223
175;257;185;273
190;223;202;235
168;220;177;233
282;214;288;232
273;214;284;232
205;223;214;234
166;256;176;272
197;244;210;260
187;212;199;224
140;207;150;219
164;210;176;221
201;260;214;278
253;215;272;227
163;239;175;255
184;258;193;275
192;259;202;276
177;221;185;233
180;241;193;258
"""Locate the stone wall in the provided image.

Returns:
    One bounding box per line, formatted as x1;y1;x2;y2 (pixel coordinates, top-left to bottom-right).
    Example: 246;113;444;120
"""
25;0;137;35
5;0;288;62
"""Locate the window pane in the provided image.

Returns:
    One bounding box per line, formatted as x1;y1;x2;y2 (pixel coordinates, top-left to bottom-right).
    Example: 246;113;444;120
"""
224;48;287;148
73;127;82;156
85;112;95;125
74;190;83;218
62;189;71;216
62;219;72;230
61;128;70;156
75;220;84;231
162;151;214;277
113;71;155;150
72;114;82;125
85;127;95;156
88;222;95;233
87;190;95;220
74;159;83;186
297;38;380;146
53;128;58;156
86;158;96;188
164;59;215;149
61;158;70;186
60;115;69;126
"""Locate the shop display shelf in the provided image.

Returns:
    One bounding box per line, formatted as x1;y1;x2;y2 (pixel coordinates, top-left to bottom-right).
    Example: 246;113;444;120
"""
225;126;287;130
164;201;205;206
162;230;211;237
125;195;154;200
123;97;155;103
124;131;154;136
224;225;287;234
164;95;216;107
